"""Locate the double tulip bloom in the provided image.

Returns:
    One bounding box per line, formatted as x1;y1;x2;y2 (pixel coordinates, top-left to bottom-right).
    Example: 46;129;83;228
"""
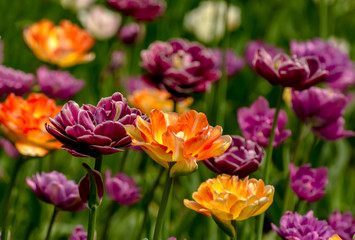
23;19;95;68
125;109;231;177
0;93;61;157
46;92;146;158
291;38;355;91
141;39;220;100
237;96;291;147
106;0;166;22
245;40;284;68
290;163;328;203
105;170;142;205
36;66;85;100
291;87;354;141
184;174;274;237
26;171;85;211
253;48;328;90
328;211;355;240
272;211;336;240
203;135;265;178
0;65;34;97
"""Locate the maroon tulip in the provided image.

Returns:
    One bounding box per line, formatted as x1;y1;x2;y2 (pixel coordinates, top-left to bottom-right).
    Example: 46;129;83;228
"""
106;0;165;22
245;40;284;68
291;87;355;141
237;96;291;147
0;65;34;97
105;170;142;205
203;136;264;178
79;168;104;204
69;225;87;240
36;65;85;100
253;49;328;90
26;171;85;211
328;211;355;240
119;23;145;45
141;39;220;100
290;163;328;203
291;38;355;92
46;92;147;158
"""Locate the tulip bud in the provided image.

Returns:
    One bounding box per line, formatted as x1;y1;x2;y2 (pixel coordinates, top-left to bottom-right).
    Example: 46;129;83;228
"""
79;163;104;208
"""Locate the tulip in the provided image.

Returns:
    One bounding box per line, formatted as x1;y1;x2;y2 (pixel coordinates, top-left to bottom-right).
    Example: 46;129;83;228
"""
0;93;61;157
106;0;165;22
79;168;104;205
141;39;220;100
203;135;264;178
105;170;142;205
69;225;87;240
23;19;95;68
0;65;34;97
0;137;19;159
289;163;328;203
119;23;145;45
272;211;336;240
36;65;85;100
328;211;355;240
46;92;146;158
26;171;85;211
128;88;193;115
184;174;274;238
253;49;328;90
125;109;232;177
212;49;245;77
291;38;355;91
79;5;121;40
245;40;284;68
237;96;291;148
291;87;355;141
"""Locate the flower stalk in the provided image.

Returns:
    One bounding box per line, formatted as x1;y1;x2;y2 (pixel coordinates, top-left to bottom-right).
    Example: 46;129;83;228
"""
45;207;58;240
319;0;328;39
152;164;174;240
256;86;284;240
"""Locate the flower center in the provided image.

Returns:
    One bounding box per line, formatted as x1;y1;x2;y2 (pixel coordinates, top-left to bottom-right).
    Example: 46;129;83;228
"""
172;50;192;70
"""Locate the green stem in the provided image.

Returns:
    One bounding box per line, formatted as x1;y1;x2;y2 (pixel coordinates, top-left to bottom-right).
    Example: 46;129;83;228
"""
291;123;306;163
136;167;165;240
301;137;319;165
87;207;97;240
152;166;174;240
256;87;284;240
45;207;58;240
119;150;129;172
94;155;102;172
319;0;328;39
0;156;24;238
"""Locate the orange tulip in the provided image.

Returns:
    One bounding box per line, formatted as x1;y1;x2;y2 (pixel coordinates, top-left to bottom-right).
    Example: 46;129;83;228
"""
23;19;95;67
125;109;231;177
329;235;342;240
0;93;62;156
128;88;193;115
184;174;274;221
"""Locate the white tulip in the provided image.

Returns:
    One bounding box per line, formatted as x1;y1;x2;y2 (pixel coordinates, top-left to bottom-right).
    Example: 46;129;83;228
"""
79;5;122;40
184;1;241;44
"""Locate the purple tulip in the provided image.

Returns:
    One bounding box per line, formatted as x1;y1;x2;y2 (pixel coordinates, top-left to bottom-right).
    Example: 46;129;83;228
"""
212;49;245;77
105;170;142;205
26;171;85;211
291;38;355;92
119;23;145;45
289;163;328;203
0;65;34;97
253;49;328;90
106;0;165;22
203;135;264;178
69;225;87;240
245;40;284;68
237;96;291;148
0;137;19;159
125;75;157;94
328;211;355;240
46;92;147;158
291;87;355;141
108;50;125;73
272;211;336;240
36;66;85;100
141;38;220;100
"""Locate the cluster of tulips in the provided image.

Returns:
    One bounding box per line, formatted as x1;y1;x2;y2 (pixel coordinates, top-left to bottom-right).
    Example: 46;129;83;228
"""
0;0;355;240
